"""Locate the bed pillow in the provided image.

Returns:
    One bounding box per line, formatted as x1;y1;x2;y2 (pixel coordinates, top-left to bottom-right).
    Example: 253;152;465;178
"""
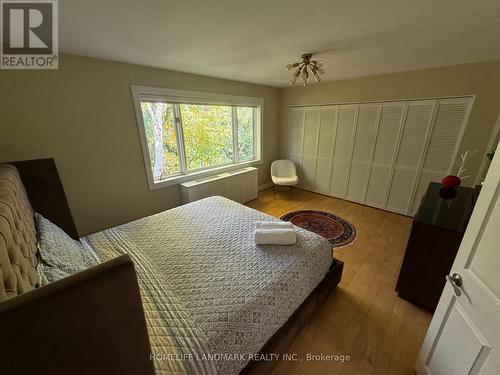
36;261;71;286
35;213;97;279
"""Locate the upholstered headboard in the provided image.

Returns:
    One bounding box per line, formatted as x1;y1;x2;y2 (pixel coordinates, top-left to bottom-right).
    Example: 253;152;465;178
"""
0;164;39;301
0;164;155;374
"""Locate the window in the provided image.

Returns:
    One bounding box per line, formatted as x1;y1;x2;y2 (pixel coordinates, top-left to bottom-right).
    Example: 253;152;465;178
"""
237;107;255;162
132;86;262;189
181;104;234;171
140;102;181;177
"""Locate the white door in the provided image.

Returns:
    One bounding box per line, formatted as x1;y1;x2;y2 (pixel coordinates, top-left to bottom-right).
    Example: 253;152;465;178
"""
365;102;406;208
314;106;338;194
287;107;305;179
288;97;473;216
416;141;500;375
386;100;435;214
410;97;472;215
330;105;357;198
301;108;321;189
346;104;379;202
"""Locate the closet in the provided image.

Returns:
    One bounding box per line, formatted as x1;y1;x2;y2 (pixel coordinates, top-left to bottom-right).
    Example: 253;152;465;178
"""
287;97;473;216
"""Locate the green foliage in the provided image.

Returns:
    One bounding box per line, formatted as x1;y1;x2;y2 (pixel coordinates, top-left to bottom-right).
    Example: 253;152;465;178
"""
141;102;255;180
141;102;180;178
237;107;254;161
181;104;233;170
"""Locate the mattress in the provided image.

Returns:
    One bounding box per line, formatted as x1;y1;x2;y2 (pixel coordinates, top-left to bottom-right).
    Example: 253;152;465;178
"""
82;196;333;375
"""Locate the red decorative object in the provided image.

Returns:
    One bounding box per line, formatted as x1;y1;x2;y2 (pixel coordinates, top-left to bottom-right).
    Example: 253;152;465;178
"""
441;175;461;188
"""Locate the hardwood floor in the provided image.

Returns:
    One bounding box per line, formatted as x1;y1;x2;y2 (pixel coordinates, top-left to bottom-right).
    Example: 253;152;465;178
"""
246;188;432;375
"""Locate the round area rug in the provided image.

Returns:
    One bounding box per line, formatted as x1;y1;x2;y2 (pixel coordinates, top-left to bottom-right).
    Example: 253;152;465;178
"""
280;210;356;248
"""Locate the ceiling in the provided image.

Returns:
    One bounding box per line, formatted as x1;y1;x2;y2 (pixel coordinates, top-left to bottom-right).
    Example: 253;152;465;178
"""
59;0;500;87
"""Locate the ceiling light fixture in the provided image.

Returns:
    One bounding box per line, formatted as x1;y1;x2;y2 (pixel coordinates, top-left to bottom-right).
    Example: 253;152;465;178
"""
286;53;324;86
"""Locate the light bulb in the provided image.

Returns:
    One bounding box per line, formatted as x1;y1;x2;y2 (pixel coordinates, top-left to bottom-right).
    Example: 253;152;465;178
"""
311;60;323;69
286;62;300;70
301;66;308;80
313;70;321;82
290;76;297;85
303;77;308;86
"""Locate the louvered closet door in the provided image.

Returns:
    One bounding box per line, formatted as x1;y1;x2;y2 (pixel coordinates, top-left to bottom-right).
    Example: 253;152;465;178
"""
313;106;338;194
386;100;436;214
288;107;305;178
410;97;471;215
365;102;406;208
330;105;357;197
346;104;379;202
287;96;473;217
301;108;321;189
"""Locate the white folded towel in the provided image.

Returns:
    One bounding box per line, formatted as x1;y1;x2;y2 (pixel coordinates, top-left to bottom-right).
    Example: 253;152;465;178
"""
256;221;294;230
254;228;297;245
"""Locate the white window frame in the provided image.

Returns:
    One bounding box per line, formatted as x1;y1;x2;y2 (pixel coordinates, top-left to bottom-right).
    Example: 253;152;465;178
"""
131;85;263;190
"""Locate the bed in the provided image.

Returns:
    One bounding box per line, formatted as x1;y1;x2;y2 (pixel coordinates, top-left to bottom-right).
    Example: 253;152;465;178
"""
0;161;343;375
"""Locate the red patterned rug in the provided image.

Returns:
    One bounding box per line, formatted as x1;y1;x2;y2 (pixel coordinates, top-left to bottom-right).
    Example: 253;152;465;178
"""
280;210;357;248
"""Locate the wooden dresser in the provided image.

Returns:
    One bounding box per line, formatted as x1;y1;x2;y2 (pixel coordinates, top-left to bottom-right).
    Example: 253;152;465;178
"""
395;182;479;312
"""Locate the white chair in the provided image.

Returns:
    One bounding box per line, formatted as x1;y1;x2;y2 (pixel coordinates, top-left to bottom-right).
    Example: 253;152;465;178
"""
271;160;299;199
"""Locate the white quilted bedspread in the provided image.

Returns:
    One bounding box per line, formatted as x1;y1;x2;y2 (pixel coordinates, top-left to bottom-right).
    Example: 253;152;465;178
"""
83;196;333;375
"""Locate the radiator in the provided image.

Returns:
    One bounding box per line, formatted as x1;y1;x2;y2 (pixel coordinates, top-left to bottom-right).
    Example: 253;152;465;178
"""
180;167;258;204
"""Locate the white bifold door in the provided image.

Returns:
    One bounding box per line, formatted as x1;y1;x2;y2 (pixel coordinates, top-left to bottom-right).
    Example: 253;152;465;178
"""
287;97;473;216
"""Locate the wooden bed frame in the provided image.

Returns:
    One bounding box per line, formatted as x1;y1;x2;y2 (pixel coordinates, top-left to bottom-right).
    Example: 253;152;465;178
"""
0;255;155;375
0;159;343;374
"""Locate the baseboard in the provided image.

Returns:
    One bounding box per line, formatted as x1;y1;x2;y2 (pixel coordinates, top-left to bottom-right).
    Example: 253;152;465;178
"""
258;182;274;192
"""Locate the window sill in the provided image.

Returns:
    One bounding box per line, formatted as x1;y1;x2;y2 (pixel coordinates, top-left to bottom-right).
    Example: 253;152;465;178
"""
148;159;262;190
